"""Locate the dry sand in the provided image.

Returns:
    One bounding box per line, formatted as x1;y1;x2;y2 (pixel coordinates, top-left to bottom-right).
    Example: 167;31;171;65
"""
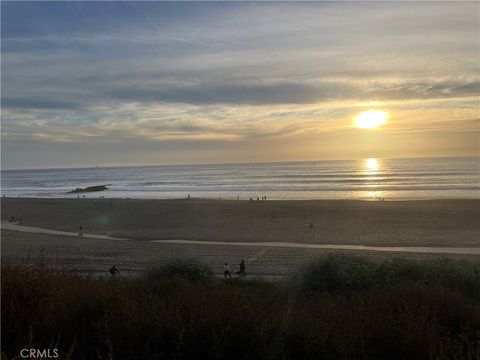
2;198;479;246
3;229;479;278
2;198;479;277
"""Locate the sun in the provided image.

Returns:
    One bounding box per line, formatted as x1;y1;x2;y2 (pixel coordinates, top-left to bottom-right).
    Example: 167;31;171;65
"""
354;110;388;129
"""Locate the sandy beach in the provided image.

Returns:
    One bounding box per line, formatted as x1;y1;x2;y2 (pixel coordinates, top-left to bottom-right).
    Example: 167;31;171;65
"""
2;198;479;276
2;198;479;246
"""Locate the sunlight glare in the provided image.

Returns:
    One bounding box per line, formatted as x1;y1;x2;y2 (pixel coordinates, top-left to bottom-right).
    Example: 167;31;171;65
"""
355;110;388;129
365;158;379;172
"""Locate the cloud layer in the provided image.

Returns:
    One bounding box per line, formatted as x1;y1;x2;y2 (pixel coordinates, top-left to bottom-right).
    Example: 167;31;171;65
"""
1;1;479;169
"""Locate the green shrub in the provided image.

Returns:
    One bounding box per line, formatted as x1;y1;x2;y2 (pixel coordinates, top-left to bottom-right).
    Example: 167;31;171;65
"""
375;257;424;286
296;254;376;294
144;258;214;283
2;262;480;360
295;254;480;299
224;277;275;291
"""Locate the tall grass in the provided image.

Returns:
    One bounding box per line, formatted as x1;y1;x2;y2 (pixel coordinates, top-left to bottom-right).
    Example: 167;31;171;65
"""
2;255;480;359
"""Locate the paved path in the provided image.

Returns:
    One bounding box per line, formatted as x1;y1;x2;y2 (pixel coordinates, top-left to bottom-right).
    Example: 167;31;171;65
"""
3;221;480;256
1;222;126;241
151;239;480;255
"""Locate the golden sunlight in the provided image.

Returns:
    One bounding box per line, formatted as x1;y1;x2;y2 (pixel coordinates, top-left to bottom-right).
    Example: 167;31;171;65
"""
365;158;379;172
354;110;388;129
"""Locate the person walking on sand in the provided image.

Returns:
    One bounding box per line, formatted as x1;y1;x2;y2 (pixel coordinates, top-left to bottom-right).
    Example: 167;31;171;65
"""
78;226;83;236
239;259;246;278
224;263;232;279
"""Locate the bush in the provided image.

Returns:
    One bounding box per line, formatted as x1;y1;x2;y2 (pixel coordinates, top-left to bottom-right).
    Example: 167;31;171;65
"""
2;261;480;360
295;254;376;294
224;277;275;291
144;258;214;283
295;254;480;298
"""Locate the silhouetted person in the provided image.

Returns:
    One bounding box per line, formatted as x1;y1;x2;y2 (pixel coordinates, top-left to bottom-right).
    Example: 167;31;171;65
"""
9;216;15;222
309;222;314;228
109;265;120;277
239;259;246;278
78;226;83;236
224;263;232;279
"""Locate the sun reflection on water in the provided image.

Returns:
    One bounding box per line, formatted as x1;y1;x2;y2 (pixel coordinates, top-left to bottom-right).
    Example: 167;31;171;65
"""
365;158;379;172
360;158;389;200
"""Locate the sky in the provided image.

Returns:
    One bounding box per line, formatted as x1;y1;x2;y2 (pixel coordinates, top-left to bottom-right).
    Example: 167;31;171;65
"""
1;1;479;170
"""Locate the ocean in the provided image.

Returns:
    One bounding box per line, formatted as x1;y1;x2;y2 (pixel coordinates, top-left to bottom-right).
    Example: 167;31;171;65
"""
1;157;479;200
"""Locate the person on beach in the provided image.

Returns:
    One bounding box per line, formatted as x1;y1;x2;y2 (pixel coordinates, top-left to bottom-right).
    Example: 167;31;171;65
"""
239;259;246;278
224;263;232;279
78;226;83;236
109;265;120;277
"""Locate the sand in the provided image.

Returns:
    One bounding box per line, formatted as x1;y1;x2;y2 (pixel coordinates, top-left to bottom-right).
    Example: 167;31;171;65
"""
2;198;479;277
3;229;479;278
2;198;479;246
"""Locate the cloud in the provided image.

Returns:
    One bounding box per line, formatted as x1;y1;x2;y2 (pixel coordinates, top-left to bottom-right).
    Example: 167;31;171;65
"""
1;97;82;110
1;1;479;168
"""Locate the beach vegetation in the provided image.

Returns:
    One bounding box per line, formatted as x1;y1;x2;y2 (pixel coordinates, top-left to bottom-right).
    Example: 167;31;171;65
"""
295;254;480;299
2;255;480;359
144;258;214;283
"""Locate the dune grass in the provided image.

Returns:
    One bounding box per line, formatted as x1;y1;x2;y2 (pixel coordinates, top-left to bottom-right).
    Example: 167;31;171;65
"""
2;255;480;359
